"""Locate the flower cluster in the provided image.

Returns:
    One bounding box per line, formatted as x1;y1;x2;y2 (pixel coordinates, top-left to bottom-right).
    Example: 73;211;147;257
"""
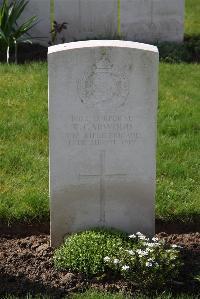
103;232;182;288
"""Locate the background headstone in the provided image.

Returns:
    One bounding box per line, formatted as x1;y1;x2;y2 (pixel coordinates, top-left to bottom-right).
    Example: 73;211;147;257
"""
48;40;159;247
151;0;185;42
120;0;184;42
19;0;51;46
0;0;184;44
54;0;118;43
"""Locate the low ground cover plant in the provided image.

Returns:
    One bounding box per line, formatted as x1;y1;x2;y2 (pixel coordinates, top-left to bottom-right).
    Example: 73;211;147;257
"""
54;229;183;289
54;229;129;276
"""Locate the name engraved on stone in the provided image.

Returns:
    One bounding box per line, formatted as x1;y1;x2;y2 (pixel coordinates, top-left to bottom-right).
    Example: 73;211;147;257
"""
66;114;138;146
79;150;128;225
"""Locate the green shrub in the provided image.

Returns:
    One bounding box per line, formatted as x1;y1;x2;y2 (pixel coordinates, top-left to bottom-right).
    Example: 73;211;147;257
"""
158;42;192;63
53;228;129;276
54;229;183;289
158;37;200;63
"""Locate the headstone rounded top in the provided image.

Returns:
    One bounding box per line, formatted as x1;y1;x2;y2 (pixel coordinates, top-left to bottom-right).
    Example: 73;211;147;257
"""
48;40;158;55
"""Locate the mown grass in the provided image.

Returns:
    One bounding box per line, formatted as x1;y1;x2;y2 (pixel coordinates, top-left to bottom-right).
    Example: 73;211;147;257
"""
157;63;200;222
72;292;199;299
0;63;49;223
2;291;200;299
185;0;200;37
0;62;199;224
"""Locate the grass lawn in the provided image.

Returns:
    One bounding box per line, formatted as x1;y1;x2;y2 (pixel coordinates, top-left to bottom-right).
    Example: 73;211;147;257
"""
3;291;199;299
157;63;200;222
73;292;199;299
0;63;49;223
0;62;199;224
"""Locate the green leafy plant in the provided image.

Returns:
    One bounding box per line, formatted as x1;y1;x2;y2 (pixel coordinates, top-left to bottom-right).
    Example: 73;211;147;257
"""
53;228;129;276
0;0;37;63
49;20;68;45
54;229;183;289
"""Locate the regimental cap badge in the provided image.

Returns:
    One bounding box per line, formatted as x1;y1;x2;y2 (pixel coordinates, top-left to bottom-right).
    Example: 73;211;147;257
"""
77;52;129;109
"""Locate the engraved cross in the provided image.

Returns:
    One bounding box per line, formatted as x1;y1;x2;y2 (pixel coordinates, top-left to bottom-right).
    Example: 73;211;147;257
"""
79;150;127;226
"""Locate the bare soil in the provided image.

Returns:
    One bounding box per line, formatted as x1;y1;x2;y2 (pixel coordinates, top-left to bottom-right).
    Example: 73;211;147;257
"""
0;232;200;298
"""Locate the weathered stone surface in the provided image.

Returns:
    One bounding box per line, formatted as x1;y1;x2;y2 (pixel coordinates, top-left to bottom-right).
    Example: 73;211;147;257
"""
120;0;184;42
54;0;184;43
48;40;159;247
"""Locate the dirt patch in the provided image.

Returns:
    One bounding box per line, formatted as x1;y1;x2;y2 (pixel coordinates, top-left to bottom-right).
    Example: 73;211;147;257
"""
0;233;199;298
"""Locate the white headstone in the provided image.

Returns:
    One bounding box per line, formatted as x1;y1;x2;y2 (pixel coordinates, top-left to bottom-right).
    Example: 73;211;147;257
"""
54;0;118;43
48;40;158;247
120;0;184;43
19;0;51;46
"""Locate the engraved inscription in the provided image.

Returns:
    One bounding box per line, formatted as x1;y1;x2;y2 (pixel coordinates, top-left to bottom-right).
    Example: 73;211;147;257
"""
66;114;139;146
79;150;128;225
77;54;129;108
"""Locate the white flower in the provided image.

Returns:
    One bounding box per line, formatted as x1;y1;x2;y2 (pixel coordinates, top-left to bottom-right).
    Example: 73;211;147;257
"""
153;242;161;247
138;235;149;241
136;249;148;257
170;255;178;260
136;232;149;241
129;234;136;239
128;250;135;255
141;252;148;257
136;232;144;236
171;244;182;249
152;237;159;242
104;256;110;262
113;258;119;264
122;265;130;271
146;262;153;267
146;248;153;253
167;249;174;253
147;258;154;262
146;243;155;247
